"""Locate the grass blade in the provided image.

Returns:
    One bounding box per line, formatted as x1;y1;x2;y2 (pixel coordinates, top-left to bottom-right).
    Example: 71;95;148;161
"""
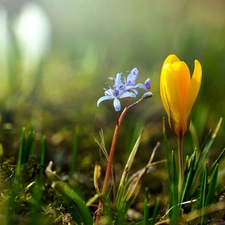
181;151;196;202
150;198;160;225
143;188;150;225
70;127;79;173
209;148;225;175
52;181;93;225
46;161;93;224
172;151;178;207
170;151;179;224
116;130;144;205
199;164;208;225
39;136;46;176
199;164;208;209
15;127;26;182
190;118;222;196
163;118;173;207
206;164;218;206
24;127;35;161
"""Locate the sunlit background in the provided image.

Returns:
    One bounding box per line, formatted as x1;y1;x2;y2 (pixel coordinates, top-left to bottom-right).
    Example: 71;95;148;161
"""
0;0;225;173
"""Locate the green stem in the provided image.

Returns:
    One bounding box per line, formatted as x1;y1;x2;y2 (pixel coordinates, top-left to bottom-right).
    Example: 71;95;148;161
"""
177;135;184;202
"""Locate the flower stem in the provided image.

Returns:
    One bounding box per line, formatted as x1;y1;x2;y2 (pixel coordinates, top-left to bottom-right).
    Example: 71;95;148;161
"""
177;135;184;202
95;111;126;224
95;97;145;224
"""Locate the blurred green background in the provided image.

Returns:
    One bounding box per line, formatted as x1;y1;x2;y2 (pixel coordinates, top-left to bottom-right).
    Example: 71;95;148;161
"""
0;0;225;173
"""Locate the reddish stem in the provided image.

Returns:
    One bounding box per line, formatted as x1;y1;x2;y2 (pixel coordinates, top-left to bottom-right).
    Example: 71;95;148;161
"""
95;97;144;224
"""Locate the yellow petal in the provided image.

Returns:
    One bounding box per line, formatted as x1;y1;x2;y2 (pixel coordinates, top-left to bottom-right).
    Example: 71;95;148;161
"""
160;54;202;138
172;61;191;106
162;54;180;66
160;66;170;116
160;54;180;115
160;63;182;136
184;60;202;120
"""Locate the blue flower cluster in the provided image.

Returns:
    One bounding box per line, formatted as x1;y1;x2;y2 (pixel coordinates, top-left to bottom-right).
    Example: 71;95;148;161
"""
97;68;151;111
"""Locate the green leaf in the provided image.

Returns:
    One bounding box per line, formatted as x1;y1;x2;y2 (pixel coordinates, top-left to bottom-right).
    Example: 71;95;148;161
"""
199;164;208;209
150;198;160;225
143;188;149;225
46;161;93;224
170;151;179;224
199;164;208;225
190;118;222;197
70;127;79;173
209;148;225;175
116;130;144;206
30;176;44;225
172;151;178;206
39;136;46;176
15;127;26;181
181;151;196;202
52;181;93;225
163;118;173;207
23;127;35;163
206;164;218;206
122;142;162;205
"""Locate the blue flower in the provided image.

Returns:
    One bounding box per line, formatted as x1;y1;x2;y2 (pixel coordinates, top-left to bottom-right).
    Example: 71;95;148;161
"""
123;68;151;93
97;86;136;111
97;68;151;111
135;78;151;91
126;67;140;86
109;72;125;90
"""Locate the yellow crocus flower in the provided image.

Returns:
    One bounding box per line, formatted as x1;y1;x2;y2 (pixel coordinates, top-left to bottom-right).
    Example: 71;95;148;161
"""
160;54;202;138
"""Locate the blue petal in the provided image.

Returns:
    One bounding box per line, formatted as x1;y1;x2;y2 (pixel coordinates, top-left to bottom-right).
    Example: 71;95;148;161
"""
114;73;124;88
127;68;139;84
109;77;115;82
130;89;138;95
124;85;139;94
134;83;146;90
145;78;151;90
97;95;113;107
113;98;121;111
120;91;136;98
105;89;114;96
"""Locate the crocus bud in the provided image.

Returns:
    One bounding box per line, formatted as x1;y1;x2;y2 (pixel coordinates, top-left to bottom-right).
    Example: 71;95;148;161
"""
160;54;202;137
